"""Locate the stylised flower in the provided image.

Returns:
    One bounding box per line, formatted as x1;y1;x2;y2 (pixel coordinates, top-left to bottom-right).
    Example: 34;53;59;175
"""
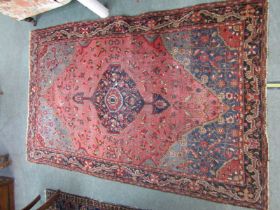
225;6;233;13
217;80;226;88
114;22;124;32
200;166;209;173
83;160;92;170
188;181;201;191
230;79;238;87
164;15;170;20
200;35;209;43
198;52;210;62
149;174;159;183
116;167;125;176
31;86;38;93
53;155;61;164
231;129;239;137
241;5;256;18
147;19;157;29
80;27;90;35
226;115;234;124
93;22;99;28
226;92;234;100
199;141;209;149
56;31;64;39
190;12;202;22
245;104;252;112
247;44;258;56
217;127;225;134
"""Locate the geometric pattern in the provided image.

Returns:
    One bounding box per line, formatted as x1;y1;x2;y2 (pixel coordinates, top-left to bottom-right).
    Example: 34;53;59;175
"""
73;64;170;133
46;189;142;210
28;1;268;209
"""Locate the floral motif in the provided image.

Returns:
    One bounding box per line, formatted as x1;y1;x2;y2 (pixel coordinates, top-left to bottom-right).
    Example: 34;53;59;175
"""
46;189;140;210
28;1;268;210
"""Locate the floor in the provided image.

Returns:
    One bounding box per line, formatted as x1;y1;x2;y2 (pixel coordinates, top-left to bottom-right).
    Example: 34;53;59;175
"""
0;0;279;210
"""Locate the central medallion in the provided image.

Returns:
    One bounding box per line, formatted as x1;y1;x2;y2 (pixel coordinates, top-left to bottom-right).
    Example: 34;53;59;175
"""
105;88;123;112
94;65;145;133
73;64;170;134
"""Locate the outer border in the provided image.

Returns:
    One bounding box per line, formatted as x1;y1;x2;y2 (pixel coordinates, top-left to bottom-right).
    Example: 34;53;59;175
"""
46;189;143;210
27;0;268;209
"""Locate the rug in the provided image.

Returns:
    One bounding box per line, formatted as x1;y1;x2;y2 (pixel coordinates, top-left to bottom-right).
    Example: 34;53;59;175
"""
46;189;143;210
28;0;268;209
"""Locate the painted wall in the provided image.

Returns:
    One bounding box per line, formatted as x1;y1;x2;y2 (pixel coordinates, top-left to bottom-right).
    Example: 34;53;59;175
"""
0;0;279;209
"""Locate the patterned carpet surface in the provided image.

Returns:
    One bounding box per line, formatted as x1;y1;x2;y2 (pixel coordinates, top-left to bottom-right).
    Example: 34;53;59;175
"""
28;0;268;209
46;189;144;210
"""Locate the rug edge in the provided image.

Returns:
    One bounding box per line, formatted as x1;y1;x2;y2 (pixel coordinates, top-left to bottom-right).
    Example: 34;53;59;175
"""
27;154;263;210
26;0;269;209
31;0;265;33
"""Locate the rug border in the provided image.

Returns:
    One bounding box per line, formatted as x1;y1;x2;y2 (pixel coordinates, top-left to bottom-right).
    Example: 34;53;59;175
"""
26;0;269;209
45;189;144;210
31;0;263;34
261;0;269;209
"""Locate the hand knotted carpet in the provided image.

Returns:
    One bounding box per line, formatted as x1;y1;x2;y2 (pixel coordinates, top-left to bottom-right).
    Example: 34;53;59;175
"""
46;189;143;210
28;0;268;209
